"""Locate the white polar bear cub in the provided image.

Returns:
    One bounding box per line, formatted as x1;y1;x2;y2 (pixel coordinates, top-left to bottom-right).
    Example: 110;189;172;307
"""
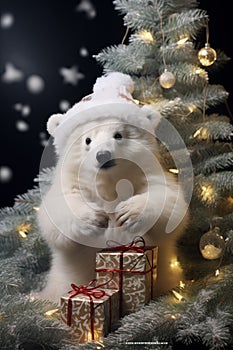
37;72;189;303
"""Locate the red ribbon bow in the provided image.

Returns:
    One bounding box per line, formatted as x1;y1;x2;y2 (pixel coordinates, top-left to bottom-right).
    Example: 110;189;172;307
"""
106;235;146;254
68;279;106;300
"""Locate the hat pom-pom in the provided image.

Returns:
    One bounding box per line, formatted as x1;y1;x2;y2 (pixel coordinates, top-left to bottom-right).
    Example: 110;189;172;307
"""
47;113;63;136
93;72;134;94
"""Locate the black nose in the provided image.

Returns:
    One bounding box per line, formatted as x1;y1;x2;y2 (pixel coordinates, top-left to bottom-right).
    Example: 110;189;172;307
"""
96;150;112;164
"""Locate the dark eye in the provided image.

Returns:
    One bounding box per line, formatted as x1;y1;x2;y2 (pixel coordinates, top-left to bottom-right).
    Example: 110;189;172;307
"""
85;137;91;145
114;132;122;140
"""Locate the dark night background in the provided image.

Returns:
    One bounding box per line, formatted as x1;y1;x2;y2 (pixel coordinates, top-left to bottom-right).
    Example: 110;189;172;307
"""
0;0;232;208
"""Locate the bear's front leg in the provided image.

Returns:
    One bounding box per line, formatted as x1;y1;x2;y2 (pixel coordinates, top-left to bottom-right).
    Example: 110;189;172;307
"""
38;191;109;250
114;192;159;235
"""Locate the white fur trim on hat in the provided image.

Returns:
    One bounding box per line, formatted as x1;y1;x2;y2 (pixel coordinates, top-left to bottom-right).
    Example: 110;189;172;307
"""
47;71;161;154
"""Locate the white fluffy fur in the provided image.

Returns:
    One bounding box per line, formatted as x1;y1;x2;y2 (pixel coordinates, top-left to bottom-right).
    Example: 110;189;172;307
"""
37;117;189;303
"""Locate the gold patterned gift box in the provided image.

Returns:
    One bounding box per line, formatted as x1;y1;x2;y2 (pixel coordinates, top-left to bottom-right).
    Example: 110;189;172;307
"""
95;238;158;316
60;282;119;343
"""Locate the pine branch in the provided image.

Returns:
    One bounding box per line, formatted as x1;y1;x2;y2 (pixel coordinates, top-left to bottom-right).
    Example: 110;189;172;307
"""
34;167;55;184
193;152;233;176
164;9;208;42
96;44;150;74
160;42;200;65
14;188;41;213
182;85;229;111
162;62;208;86
113;0;168;32
0;296;71;350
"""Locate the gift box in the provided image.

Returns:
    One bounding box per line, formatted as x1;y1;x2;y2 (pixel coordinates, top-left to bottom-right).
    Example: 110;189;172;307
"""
60;281;119;343
95;237;158;316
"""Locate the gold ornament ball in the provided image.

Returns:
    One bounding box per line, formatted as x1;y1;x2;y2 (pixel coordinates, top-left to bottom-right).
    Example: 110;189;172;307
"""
159;70;176;89
199;227;225;260
198;43;217;66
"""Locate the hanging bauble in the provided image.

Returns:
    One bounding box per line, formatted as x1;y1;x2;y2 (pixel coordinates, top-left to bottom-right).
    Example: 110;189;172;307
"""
198;43;217;66
159;70;176;89
199;227;225;260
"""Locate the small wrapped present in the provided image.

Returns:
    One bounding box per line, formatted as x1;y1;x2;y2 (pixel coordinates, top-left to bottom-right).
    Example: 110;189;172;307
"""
60;280;119;343
95;236;158;316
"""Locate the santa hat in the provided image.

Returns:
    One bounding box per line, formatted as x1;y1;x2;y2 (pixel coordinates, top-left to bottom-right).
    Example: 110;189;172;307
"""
47;72;161;155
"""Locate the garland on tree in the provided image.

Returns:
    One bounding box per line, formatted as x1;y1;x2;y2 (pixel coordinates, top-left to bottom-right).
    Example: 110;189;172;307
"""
0;1;233;349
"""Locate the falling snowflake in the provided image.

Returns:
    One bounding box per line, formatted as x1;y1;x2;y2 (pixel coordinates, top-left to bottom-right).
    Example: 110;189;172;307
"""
59;99;70;112
75;0;96;19
0;13;14;29
26;75;45;94
0;166;13;183
39;131;47;139
79;46;89;57
39;131;49;147
16;120;29;132
14;103;31;117
40;139;49;147
59;65;85;86
1;63;24;83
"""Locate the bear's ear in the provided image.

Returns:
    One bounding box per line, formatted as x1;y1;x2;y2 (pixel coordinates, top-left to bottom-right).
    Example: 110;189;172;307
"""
141;105;162;129
47;113;63;136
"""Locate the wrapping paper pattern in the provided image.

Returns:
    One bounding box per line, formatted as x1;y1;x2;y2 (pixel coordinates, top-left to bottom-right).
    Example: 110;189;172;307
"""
95;246;158;315
60;288;119;343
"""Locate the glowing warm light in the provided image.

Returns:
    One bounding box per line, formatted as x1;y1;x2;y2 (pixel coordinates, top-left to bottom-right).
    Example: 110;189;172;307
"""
179;280;185;289
18;231;27;238
193;127;209;140
200;127;208;139
188;104;196;113
96;340;104;349
138;30;154;43
177;35;189;46
227;197;233;204
33;206;40;211
201;184;215;203
17;223;31;238
164;313;180;320
192;127;209;140
133;99;140;105
193;128;201;138
169;168;179;174
192;65;209;81
87;331;101;342
172;290;186;302
87;331;93;342
194;67;201;74
215;269;220;277
44;308;60;317
170;259;180;268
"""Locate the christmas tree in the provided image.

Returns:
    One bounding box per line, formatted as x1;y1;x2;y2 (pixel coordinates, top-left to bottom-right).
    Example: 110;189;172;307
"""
1;0;233;349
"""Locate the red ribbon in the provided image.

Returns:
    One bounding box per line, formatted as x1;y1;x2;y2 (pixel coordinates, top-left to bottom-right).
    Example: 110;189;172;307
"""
68;280;106;301
66;278;111;340
105;236;146;254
